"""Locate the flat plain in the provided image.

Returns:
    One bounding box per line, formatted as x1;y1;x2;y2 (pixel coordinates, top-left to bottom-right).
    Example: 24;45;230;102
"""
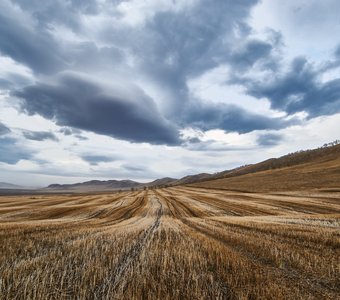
0;186;339;299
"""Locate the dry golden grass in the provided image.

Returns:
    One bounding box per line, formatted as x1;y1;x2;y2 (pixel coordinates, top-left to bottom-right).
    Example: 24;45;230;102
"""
0;187;339;299
191;154;340;192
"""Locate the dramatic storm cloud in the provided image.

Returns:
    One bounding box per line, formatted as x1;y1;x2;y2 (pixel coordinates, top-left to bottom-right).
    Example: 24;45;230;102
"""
15;72;180;145
0;0;339;185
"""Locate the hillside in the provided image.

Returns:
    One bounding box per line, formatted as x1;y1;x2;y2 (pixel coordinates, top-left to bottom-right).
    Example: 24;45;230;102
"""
191;144;340;192
173;173;212;185
144;177;177;187
46;179;141;191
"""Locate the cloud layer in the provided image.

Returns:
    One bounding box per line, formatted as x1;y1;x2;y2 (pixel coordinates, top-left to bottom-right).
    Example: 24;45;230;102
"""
2;0;273;145
0;0;339;184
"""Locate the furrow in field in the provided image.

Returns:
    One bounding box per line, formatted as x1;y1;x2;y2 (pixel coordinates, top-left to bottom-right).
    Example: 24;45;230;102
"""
108;193;163;294
173;186;340;215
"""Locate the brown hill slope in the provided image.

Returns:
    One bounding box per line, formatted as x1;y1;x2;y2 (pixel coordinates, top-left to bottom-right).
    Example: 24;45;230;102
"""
174;173;212;185
191;144;340;192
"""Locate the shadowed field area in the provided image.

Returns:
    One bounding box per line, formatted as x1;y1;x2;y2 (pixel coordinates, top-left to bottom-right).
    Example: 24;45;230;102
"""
0;187;339;299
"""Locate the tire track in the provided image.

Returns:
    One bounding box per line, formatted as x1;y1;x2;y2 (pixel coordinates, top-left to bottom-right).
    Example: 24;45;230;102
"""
109;195;163;294
154;190;234;298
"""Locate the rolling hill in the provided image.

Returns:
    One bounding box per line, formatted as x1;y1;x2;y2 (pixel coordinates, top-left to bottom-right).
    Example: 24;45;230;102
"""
190;143;340;192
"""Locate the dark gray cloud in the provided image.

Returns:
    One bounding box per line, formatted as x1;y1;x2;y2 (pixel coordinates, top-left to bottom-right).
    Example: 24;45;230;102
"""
81;154;115;166
144;0;258;75
14;72;180;145
231;56;340;118
22;130;59;141
59;127;88;140
0;122;11;136
185;137;201;144
0;78;12;89
59;127;76;136
257;133;284;146
184;103;296;133
0;2;123;75
0;2;65;74
0;137;32;164
229;39;274;72
335;44;340;58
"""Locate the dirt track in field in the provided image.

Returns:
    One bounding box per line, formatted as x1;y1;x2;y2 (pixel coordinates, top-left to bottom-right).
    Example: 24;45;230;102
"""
0;187;339;299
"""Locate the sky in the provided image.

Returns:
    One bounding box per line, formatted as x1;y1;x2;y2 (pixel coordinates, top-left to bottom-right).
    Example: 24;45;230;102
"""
0;0;340;187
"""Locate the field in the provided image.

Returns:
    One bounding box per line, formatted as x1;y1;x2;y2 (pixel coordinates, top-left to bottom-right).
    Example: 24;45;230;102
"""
0;187;339;299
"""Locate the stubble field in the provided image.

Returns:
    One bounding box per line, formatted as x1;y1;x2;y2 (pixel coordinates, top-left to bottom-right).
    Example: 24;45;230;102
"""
0;187;339;299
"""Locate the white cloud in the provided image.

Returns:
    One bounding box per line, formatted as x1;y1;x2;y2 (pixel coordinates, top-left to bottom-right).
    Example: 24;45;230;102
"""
321;67;340;83
0;55;34;88
188;65;283;116
250;0;340;62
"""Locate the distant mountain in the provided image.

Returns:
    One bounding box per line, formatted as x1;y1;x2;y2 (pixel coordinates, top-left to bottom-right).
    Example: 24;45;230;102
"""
46;179;141;191
0;182;35;190
45;177;181;191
